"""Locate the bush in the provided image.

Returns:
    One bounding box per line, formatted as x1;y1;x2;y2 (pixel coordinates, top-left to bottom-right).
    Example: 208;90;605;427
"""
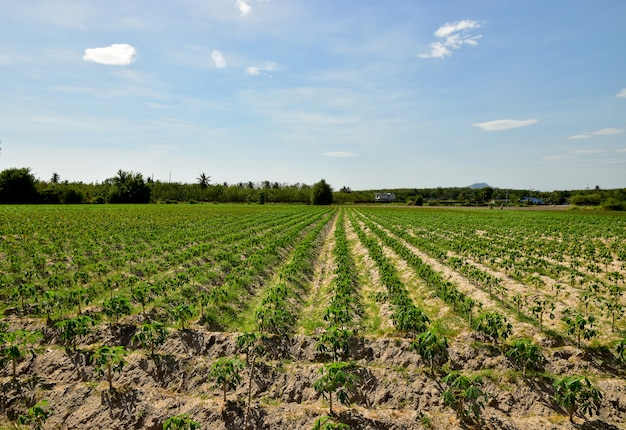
601;198;626;211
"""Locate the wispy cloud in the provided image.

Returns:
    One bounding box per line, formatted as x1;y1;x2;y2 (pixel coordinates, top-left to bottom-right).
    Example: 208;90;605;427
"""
236;0;252;16
572;149;607;155
594;128;623;135
211;50;226;68
83;44;137;66
324;152;357;158
568;127;624;139
246;60;277;76
471;119;538;131
616;88;626;98
419;20;482;59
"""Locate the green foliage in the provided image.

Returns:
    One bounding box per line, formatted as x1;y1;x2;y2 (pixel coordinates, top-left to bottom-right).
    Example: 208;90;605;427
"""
255;307;295;335
106;169;151;203
172;303;194;330
315;326;351;362
18;400;53;430
313;362;360;415
102;295;132;324
474;312;512;344
562;309;597;348
529;296;555;330
131;283;155;317
236;332;267;429
311;179;333;205
0;329;43;379
312;415;351;430
553;375;603;422
208;357;244;402
505;338;543;376
0;167;39;203
90;345;128;391
391;305;430;337
410;329;449;373
616;337;626;365
441;371;488;423
132;322;168;356
163;413;201;430
55;315;95;350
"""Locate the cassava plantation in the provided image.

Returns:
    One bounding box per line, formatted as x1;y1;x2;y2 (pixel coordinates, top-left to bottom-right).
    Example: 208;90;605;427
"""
1;204;625;429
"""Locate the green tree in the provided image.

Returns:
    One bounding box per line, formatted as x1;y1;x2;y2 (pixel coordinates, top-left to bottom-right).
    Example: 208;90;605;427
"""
90;345;128;391
505;338;543;376
196;173;210;190
208;357;244;402
313;362;360;415
0;167;39;203
311;179;333;205
163;414;201;430
107;169;151;203
553;376;603;423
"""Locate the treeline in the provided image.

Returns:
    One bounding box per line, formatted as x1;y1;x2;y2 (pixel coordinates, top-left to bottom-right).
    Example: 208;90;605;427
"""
0;167;624;209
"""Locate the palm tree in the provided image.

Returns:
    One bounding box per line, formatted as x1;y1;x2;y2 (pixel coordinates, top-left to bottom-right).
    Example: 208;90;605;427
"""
197;173;210;190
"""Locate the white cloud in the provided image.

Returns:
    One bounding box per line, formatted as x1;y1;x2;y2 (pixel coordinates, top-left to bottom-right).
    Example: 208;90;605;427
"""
572;149;606;155
434;20;481;39
616;88;626;98
593;127;623;136
568;127;623;139
236;0;252;16
325;152;357;158
83;44;137;66
420;20;482;59
246;60;277;76
211;50;226;68
471;119;538;131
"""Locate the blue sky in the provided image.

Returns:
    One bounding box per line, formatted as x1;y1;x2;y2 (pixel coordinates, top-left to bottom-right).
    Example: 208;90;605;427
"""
1;0;625;191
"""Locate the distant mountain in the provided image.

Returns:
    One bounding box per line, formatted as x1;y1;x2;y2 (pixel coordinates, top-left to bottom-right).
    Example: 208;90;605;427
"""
466;183;494;189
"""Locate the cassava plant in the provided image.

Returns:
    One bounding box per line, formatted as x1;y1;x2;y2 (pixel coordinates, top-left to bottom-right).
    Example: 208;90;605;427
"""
441;371;489;424
162;413;201;430
90;345;128;391
208;357;244;403
553;375;603;423
313;362;360;416
505;338;543;376
410;329;449;373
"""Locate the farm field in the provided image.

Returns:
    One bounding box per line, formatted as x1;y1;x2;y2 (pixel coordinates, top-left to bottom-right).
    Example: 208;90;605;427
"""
1;204;625;429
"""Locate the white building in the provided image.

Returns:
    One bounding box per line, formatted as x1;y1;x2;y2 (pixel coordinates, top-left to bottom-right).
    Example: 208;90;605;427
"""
375;192;396;202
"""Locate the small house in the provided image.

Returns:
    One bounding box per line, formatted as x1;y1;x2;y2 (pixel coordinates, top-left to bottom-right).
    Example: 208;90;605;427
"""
375;192;396;202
